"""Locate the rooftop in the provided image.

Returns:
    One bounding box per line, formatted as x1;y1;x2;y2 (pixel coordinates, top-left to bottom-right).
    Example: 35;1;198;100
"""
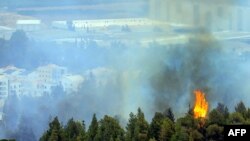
16;20;41;25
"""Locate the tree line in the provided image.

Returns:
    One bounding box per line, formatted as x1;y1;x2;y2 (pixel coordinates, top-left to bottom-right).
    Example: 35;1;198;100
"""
36;101;250;141
1;101;250;140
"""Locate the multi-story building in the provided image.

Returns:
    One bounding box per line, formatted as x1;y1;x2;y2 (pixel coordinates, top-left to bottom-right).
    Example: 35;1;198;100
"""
149;0;250;32
0;75;8;121
0;64;83;120
62;74;84;94
16;20;41;31
0;64;83;98
72;18;155;32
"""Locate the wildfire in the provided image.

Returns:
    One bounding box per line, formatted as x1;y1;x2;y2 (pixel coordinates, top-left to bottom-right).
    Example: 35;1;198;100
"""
193;90;208;119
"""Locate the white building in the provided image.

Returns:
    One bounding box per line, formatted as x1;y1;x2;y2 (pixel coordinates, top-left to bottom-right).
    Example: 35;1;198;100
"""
0;75;9;121
72;18;155;32
0;75;9;99
16;20;41;31
0;64;83;97
149;0;250;32
62;74;84;94
25;64;68;96
0;64;85;120
51;21;68;30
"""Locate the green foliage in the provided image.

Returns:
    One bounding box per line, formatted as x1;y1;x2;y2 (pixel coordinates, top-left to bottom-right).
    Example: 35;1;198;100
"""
170;125;189;141
176;114;199;129
125;112;137;141
149;112;164;141
134;108;149;141
208;109;224;125
40;117;64;141
126;108;149;141
39;103;250;141
235;101;247;119
149;111;175;141
246;108;250;119
64;118;86;141
87;114;98;141
164;108;175;122
189;129;203;141
228;112;245;124
235;101;247;114
159;118;175;141
206;124;223;141
94;115;124;141
216;103;229;119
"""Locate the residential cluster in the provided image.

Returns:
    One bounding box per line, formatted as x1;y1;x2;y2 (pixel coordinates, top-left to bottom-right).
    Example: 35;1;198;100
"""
0;64;84;120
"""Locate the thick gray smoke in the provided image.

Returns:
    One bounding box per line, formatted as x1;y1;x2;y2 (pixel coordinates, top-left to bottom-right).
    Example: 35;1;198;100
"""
147;0;249;114
1;31;250;140
148;31;222;113
1;0;250;140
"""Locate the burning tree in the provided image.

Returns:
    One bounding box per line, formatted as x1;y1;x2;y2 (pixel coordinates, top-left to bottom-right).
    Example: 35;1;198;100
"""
193;90;209;119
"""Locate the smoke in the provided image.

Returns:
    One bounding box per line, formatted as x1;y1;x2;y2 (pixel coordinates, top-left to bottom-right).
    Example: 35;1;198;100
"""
1;0;250;140
1;30;250;141
2;28;250;141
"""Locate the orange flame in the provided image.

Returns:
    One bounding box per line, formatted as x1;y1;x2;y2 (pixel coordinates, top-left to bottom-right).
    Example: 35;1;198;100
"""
193;90;208;119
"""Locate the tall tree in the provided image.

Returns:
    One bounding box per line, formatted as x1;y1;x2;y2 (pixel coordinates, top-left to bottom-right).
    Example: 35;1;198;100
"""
94;115;124;141
149;112;164;141
235;101;247;118
134;108;149;141
125;112;137;141
208;109;224;125
216;103;229;120
64;118;86;141
164;108;175;122
40;117;64;141
228;112;245;124
159;118;175;141
206;124;223;141
170;125;189;141
87;114;98;141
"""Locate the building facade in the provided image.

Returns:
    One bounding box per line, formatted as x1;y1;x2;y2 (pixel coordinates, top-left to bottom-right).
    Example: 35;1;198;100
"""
149;0;250;32
16;20;41;31
0;64;83;120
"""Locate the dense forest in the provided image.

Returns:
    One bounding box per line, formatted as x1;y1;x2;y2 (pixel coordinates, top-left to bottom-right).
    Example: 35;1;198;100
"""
1;101;249;141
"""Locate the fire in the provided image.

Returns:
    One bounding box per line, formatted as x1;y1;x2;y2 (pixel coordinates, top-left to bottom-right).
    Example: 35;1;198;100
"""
193;90;208;119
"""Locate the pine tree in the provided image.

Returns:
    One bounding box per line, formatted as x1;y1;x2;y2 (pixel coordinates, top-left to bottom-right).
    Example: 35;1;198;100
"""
64;118;86;141
87;114;98;141
94;115;124;141
235;101;247;118
135;108;149;141
164;108;175;122
40;117;64;141
159;118;175;141
125;112;137;141
216;103;229;120
149;112;164;141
